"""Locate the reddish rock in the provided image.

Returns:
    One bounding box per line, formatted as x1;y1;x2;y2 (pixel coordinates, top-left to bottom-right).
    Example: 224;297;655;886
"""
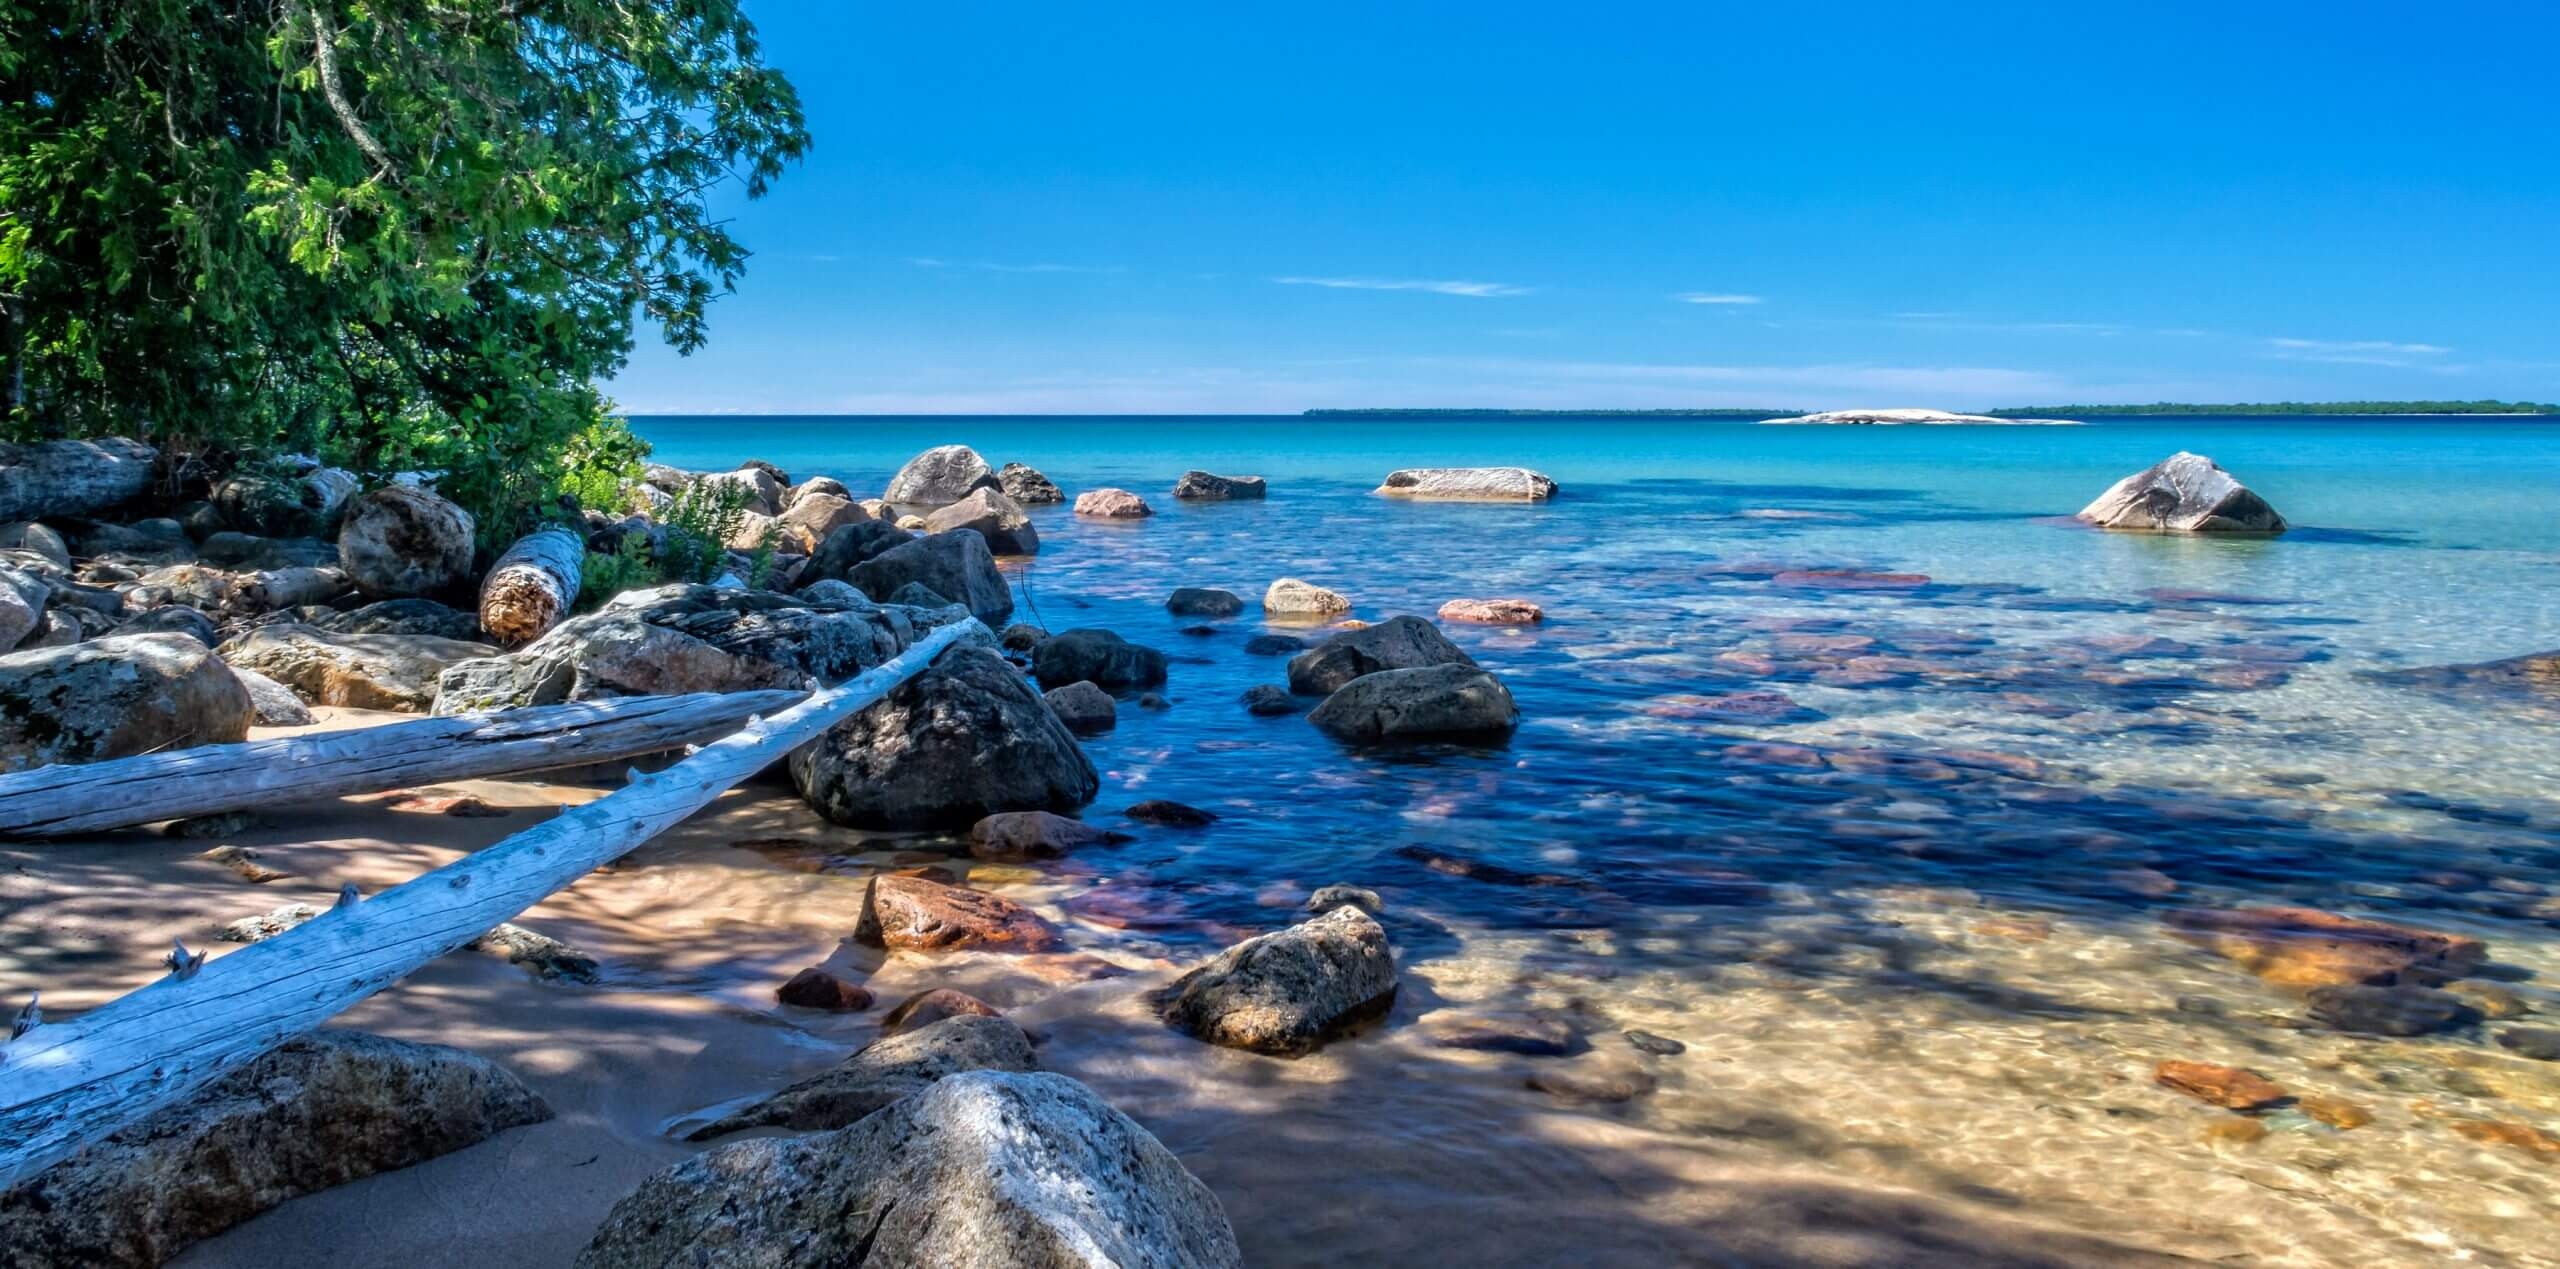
1713;651;1780;675
2164;905;2487;990
2297;1095;2374;1130
1642;691;1815;723
967;810;1128;861
2451;1119;2560;1158
1436;598;1544;625
1771;568;1930;590
1073;488;1153;519
776;968;873;1012
853;874;1062;952
879;987;1003;1036
2154;1060;2287;1110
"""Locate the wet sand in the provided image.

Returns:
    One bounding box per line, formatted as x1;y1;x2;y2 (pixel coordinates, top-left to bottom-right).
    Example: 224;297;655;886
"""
0;711;2195;1269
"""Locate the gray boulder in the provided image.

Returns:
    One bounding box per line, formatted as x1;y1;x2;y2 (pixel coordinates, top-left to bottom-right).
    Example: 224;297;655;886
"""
684;1015;1038;1139
0;634;254;772
112;605;220;647
1374;466;1558;502
998;461;1064;504
847;528;1014;625
1287;614;1476;695
196;531;339;572
773;491;869;552
1307;663;1519;741
1165;587;1244;618
311;597;483;641
884;444;1000;508
0;1031;549;1269
1031;627;1168;690
337;484;475;598
1155;905;1398;1056
0;522;70;569
219;623;496;712
1044;679;1117;734
210;466;359;537
0;564;45;648
799;518;915;587
73;519;195;566
1172;470;1266;500
923;486;1040;555
2077;452;2287;533
791;644;1096;829
231;666;317;726
577;1071;1241;1269
699;465;784;516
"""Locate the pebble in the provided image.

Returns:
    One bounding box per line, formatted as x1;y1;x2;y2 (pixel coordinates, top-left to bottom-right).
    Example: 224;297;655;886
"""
2495;1027;2560;1061
2154;1060;2287;1110
775;967;872;1012
2305;984;2472;1036
2295;1095;2374;1130
1623;1030;1686;1056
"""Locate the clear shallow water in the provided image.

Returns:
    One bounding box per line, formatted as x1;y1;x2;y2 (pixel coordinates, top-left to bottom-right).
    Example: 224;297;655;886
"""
632;415;2560;1264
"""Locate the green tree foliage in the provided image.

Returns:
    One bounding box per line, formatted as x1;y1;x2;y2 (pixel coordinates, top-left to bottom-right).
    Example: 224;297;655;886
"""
0;0;807;542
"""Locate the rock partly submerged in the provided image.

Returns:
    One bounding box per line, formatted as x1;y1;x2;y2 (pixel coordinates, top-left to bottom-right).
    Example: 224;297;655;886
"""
1373;466;1557;502
579;1071;1242;1269
2078;452;2287;534
1172;470;1266;500
1155;905;1398;1056
1287;614;1476;695
1262;576;1350;619
1307;662;1519;741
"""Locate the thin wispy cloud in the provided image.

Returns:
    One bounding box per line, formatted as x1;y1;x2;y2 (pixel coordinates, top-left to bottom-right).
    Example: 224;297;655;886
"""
2267;337;2452;355
2263;336;2458;370
1272;276;1530;298
909;257;1123;274
1673;292;1762;305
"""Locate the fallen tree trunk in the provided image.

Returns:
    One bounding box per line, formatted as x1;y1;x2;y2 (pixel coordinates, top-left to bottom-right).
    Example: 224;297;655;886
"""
0;437;157;523
478;527;583;645
0;616;985;1189
239;565;351;612
0;687;808;838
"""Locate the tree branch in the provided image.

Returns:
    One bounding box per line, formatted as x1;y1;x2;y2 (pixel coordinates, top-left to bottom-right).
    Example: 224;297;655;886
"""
288;0;395;176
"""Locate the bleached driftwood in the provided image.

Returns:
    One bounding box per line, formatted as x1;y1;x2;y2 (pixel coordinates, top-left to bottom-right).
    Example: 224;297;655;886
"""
0;688;808;838
240;565;350;612
0;437;158;523
478;527;584;645
0;616;984;1189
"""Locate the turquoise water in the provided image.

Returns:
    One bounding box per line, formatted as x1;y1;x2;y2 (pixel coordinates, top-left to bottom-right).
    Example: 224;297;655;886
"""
632;414;2560;1263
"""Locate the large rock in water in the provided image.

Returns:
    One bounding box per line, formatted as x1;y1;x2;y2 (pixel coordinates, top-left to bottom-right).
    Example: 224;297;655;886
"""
884;444;1000;507
577;1071;1242;1269
1155;905;1398;1056
0;1031;549;1269
847;528;1014;625
337;484;476;597
1287;614;1475;695
435;584;955;714
1374;466;1558;502
1172;470;1266;500
923;486;1040;555
1263;576;1350;619
998;461;1064;504
684;1015;1039;1139
0;634;253;772
790;644;1096;828
2077;452;2287;533
1031;627;1169;690
1307;663;1519;741
220;623;497;711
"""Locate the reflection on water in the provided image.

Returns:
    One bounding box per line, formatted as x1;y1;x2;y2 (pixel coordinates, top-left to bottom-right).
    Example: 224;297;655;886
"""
614;421;2560;1264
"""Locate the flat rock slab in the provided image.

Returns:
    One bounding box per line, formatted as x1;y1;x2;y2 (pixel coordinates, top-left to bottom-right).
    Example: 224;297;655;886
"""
1374;466;1558;502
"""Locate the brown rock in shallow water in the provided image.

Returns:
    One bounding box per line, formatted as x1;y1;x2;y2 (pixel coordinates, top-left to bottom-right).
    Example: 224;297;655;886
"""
855;873;1063;952
881;987;1004;1036
1156;906;1398;1056
2304;984;2473;1036
2163;905;2486;989
1421;1009;1578;1056
0;1031;547;1268
2296;1095;2374;1130
969;810;1128;860
2153;1060;2287;1110
776;967;873;1011
2451;1119;2560;1158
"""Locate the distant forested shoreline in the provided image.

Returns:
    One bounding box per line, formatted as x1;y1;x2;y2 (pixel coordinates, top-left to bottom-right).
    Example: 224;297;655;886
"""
1302;408;1797;418
1986;401;2560;417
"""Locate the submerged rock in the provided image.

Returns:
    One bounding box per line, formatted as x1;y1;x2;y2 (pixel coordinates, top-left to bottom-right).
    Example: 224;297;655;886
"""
1243;633;1307;656
970;810;1130;860
1262;577;1350;619
686;1015;1037;1139
1437;597;1544;624
855;872;1064;952
1127;799;1217;827
2163;905;2486;990
792;644;1096;829
2078;452;2287;533
884;444;1000;508
1043;679;1118;734
997;461;1064;504
776;968;874;1012
337;484;476;598
1166;586;1245;617
0;1031;548;1269
1074;487;1154;518
578;1071;1242;1269
2153;1060;2287;1110
1374;466;1557;502
1032;627;1168;690
2305;984;2473;1036
219;623;496;712
1419;1009;1578;1056
1172;470;1266;500
1307;663;1519;741
1287;614;1476;695
1155;905;1398;1056
1241;684;1298;715
0;634;253;772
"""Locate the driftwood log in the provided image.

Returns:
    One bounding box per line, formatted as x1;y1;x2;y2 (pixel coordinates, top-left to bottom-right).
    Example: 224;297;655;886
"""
477;527;583;645
0;438;156;523
0;688;808;837
0;617;986;1188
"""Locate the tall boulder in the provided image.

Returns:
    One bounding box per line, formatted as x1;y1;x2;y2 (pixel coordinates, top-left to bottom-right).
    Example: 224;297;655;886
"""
847;529;1014;625
1155;906;1398;1056
884;444;1000;508
0;1031;549;1269
0;634;253;772
2077;452;2287;533
337;485;475;598
790;644;1096;829
576;1071;1242;1269
1287;614;1475;695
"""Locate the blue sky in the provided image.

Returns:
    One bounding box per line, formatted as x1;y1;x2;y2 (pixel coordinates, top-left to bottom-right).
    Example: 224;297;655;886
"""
611;2;2560;414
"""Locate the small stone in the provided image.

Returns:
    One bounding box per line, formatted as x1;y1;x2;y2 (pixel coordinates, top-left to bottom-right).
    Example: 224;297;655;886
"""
776;967;873;1012
1263;577;1350;619
1420;1009;1577;1056
969;810;1129;861
1304;884;1382;915
2496;1027;2560;1061
2201;1118;2268;1145
2165;905;2488;990
1526;1054;1658;1104
999;622;1048;652
1243;634;1306;656
854;873;1063;953
197;844;289;884
1242;684;1297;715
2154;1060;2287;1110
1073;488;1153;518
1043;680;1117;735
1127;799;1217;827
880;987;1003;1036
2450;1118;2560;1157
2305;984;2473;1036
381;790;509;817
1623;1030;1686;1056
1154;907;1398;1056
164;811;262;840
1137;692;1168;710
1171;471;1266;500
2296;1095;2374;1130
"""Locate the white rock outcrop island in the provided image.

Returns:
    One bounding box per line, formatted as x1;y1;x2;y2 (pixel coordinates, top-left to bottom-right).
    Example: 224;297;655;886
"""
1759;408;2081;426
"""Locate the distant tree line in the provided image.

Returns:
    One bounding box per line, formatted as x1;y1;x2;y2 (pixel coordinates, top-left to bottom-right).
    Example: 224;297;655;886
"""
1987;401;2559;417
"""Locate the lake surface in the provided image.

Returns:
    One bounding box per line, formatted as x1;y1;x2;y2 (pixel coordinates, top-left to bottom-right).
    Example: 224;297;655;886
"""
630;414;2560;1265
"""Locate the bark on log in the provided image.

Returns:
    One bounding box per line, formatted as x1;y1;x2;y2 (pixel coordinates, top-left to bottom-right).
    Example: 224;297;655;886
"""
0;688;807;838
478;527;583;645
0;438;156;523
0;618;985;1189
